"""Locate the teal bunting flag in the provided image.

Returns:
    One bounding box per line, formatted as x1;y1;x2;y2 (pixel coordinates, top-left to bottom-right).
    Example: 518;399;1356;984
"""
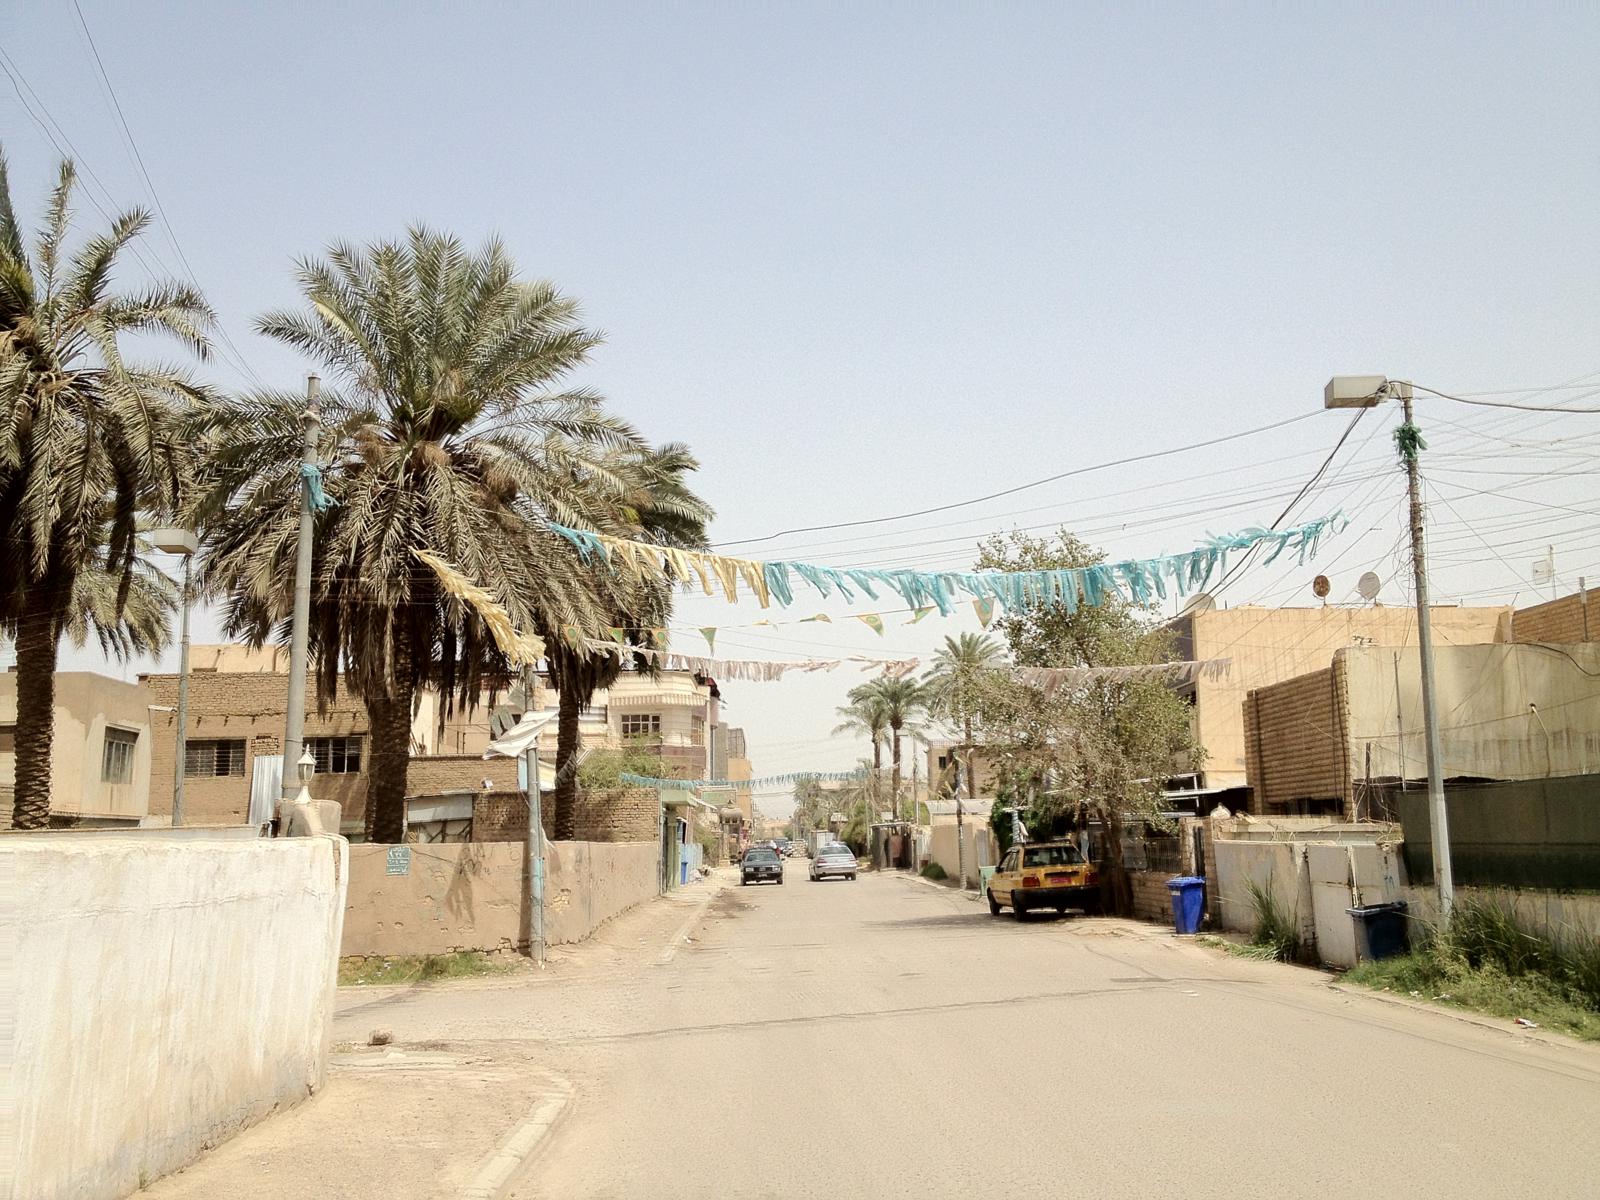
620;769;868;790
549;512;1348;617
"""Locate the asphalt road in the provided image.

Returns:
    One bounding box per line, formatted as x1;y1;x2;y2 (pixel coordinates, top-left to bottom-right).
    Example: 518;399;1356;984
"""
512;860;1600;1199
154;859;1600;1198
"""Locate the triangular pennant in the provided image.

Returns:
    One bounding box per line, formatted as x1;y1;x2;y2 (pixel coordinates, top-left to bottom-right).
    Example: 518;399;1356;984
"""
604;626;626;644
800;613;832;623
699;626;717;653
854;613;885;635
561;623;585;646
906;607;934;625
974;599;996;628
650;628;670;649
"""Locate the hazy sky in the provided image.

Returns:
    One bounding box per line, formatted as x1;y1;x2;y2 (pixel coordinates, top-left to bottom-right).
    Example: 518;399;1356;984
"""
7;3;1599;815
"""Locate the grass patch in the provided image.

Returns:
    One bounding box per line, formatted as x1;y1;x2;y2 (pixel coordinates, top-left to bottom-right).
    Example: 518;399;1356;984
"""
919;862;949;881
338;950;518;987
1244;877;1302;963
1345;896;1600;1042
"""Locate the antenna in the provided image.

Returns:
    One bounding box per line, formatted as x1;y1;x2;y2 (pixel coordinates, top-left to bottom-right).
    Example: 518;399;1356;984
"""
1357;572;1381;603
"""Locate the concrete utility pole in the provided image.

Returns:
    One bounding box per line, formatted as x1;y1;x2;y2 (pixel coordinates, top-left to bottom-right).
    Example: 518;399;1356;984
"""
523;666;546;966
1400;387;1455;917
280;374;321;806
149;528;199;825
1326;376;1454;917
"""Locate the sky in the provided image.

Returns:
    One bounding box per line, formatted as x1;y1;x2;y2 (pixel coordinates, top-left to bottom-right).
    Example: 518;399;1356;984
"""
6;3;1600;817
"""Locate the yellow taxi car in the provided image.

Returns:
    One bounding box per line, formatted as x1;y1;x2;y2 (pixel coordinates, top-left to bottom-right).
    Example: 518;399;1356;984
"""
986;840;1100;920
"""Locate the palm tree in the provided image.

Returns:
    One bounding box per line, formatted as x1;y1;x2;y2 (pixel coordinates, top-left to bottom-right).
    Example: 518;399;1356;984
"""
201;228;639;842
833;693;889;811
545;441;713;840
0;154;214;828
923;632;1006;798
845;677;929;820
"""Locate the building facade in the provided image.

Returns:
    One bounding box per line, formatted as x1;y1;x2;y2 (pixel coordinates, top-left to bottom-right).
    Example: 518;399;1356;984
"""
0;672;153;828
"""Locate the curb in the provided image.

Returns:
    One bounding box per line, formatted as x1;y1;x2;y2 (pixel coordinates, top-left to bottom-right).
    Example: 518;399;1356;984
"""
460;1072;575;1199
1325;980;1600;1055
904;872;980;899
657;876;729;965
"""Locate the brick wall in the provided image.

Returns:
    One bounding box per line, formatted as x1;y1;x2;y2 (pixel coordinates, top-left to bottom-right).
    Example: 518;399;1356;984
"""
1243;664;1349;814
1129;870;1174;923
473;791;531;842
1511;592;1595;644
571;787;659;842
406;755;518;797
144;671;368;826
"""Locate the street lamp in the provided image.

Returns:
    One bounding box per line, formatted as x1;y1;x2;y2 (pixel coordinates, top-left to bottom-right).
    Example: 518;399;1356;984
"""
1324;376;1454;917
148;527;198;828
294;749;316;803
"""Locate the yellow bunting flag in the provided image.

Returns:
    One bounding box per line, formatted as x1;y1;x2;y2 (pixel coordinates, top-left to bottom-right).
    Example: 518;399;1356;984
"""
605;626;626;644
800;613;832;623
561;623;585;647
974;599;996;628
906;607;935;625
700;627;717;653
855;613;885;635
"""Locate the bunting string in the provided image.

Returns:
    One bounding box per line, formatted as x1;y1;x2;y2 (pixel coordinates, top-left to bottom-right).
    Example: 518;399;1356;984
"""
1012;658;1232;694
579;638;919;681
549;513;1346;615
621;769;869;790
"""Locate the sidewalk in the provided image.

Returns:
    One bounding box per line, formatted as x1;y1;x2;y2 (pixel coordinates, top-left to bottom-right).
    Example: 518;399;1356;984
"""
145;872;730;1200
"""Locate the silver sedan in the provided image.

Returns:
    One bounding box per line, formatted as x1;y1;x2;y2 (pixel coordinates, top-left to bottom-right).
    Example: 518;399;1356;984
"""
809;846;858;881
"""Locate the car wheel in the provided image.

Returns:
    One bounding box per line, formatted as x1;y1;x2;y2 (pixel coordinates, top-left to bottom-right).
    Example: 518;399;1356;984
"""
1012;899;1028;921
987;890;1001;916
778;877;784;885
849;873;856;881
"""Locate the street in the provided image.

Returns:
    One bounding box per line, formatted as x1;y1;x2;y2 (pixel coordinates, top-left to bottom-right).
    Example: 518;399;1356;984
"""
154;860;1600;1199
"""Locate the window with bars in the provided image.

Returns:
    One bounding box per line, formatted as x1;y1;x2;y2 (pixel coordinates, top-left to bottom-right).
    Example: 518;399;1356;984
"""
309;735;363;774
101;728;138;783
619;713;661;738
185;739;246;778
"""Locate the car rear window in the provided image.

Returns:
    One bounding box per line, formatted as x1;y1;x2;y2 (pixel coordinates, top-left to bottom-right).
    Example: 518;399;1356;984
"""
746;849;778;862
822;849;854;860
1022;844;1085;868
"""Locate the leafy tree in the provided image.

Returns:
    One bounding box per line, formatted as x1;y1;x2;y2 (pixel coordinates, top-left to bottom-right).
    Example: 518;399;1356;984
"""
970;528;1200;913
832;692;889;811
201;229;637;842
0;154;214;828
922;631;1006;798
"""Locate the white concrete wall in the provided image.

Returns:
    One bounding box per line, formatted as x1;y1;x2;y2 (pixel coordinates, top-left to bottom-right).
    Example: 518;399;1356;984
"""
1;830;348;1200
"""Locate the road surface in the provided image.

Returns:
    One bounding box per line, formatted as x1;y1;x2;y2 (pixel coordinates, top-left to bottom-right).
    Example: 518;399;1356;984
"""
154;859;1600;1198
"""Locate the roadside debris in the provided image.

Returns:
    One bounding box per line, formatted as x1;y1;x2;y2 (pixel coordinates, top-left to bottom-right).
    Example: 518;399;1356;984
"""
1515;1018;1540;1029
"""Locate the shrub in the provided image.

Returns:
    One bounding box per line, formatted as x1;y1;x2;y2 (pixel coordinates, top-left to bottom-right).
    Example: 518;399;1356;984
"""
920;862;948;881
1245;877;1301;963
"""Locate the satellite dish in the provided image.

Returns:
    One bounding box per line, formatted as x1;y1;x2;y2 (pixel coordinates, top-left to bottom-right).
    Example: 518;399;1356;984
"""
1358;572;1382;602
1312;575;1331;599
1179;592;1217;616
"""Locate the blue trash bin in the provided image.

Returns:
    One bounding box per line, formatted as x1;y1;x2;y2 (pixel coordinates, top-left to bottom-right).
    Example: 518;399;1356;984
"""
1167;876;1205;934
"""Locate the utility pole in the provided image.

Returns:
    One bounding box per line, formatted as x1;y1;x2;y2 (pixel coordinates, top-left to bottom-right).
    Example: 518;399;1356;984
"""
522;665;546;965
1399;386;1455;917
280;374;321;807
173;552;193;825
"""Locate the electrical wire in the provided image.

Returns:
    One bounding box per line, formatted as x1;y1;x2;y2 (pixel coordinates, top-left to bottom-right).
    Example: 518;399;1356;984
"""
1409;380;1600;414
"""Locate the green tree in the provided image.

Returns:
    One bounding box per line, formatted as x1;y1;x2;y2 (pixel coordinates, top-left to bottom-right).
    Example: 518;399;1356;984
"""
846;676;929;821
922;631;1006;798
970;528;1200;914
201;228;637;842
545;442;713;840
0;154;214;828
832;691;889;812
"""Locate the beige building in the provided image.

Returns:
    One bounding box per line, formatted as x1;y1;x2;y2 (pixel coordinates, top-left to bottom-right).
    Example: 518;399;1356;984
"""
925;738;1000;799
0;672;153;827
1245;641;1600;818
1170;603;1510;796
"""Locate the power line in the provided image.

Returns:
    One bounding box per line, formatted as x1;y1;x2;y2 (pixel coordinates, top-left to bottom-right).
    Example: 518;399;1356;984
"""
711;410;1323;548
1410;380;1600;414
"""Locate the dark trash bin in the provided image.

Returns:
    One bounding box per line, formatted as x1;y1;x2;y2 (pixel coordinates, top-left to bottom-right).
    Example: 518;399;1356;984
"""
1167;876;1205;935
1347;901;1409;962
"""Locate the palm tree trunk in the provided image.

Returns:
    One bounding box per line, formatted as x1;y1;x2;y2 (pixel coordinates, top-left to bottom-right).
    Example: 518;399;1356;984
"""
890;727;903;822
11;591;61;830
552;685;581;841
363;626;414;844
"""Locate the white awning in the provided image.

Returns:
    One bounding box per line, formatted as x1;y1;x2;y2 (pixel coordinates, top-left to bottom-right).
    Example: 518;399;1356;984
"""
407;795;474;823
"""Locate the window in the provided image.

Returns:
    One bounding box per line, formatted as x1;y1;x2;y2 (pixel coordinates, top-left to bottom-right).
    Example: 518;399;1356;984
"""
101;728;138;783
186;739;246;777
309;736;363;775
999;849;1020;873
620;713;661;738
1022;844;1086;868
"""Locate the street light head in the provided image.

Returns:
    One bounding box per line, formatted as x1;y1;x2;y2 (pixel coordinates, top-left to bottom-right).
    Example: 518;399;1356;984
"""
297;750;316;784
146;527;198;556
1324;376;1390;409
